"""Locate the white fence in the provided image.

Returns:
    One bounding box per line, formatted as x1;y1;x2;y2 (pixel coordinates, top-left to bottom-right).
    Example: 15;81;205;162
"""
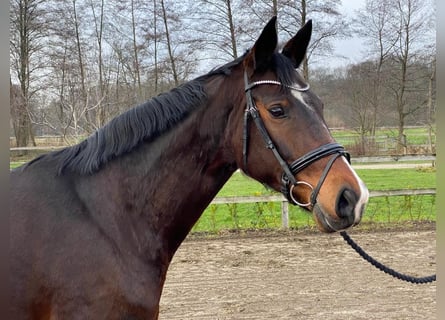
210;188;436;229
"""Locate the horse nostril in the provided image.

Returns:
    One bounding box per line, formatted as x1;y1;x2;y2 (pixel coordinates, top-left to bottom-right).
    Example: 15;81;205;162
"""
336;188;357;221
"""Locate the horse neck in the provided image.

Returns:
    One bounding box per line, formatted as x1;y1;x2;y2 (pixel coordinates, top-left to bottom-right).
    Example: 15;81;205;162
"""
80;75;243;261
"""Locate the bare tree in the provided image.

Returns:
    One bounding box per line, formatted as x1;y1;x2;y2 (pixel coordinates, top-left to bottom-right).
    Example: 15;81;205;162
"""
355;0;435;153
129;0;143;96
426;57;436;154
89;0;107;127
225;0;238;58
10;0;435;150
9;0;48;147
354;0;398;136
10;80;28;149
388;0;434;152
44;0;89;137
152;1;200;84
342;62;382;154
293;0;350;80
153;0;159;93
71;0;90;128
106;0;143;106
190;0;250;67
159;0;179;86
243;0;349;81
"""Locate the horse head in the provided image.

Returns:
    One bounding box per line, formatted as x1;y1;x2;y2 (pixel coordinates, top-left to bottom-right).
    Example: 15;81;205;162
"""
230;17;369;232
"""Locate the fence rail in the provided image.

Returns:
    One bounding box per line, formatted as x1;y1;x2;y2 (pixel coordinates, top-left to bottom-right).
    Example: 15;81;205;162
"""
350;154;435;163
210;188;436;229
10;146;66;151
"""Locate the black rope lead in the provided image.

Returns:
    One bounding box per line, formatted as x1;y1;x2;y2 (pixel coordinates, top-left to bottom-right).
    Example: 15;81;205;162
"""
340;231;436;284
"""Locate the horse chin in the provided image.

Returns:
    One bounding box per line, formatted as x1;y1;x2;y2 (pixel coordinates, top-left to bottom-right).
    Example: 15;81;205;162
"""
312;204;352;233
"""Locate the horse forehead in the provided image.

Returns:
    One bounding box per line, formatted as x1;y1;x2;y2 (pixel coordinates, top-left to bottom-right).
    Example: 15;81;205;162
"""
290;88;314;112
289;88;328;131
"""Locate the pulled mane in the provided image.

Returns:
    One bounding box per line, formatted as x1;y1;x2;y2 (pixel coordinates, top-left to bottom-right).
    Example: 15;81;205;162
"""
24;51;298;176
42;80;207;175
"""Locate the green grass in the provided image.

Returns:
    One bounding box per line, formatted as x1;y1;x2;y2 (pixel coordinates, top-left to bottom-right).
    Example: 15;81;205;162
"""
215;173;275;197
332;127;435;146
192;168;436;233
10;162;26;170
215;168;436;195
354;168;435;190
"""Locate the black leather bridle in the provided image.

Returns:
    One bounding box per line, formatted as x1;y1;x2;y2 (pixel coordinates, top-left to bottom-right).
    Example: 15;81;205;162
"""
242;72;350;208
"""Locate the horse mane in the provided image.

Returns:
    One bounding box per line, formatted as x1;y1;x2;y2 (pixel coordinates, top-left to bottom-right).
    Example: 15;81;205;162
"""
24;51;298;176
42;80;208;175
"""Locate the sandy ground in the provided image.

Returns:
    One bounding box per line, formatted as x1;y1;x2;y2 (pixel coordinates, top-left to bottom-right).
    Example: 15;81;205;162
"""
159;228;436;320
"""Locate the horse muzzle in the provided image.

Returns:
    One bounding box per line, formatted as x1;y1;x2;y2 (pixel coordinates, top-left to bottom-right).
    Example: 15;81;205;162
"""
313;183;368;233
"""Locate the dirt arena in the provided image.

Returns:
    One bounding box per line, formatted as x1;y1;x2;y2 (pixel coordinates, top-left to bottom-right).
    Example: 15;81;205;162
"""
159;227;436;320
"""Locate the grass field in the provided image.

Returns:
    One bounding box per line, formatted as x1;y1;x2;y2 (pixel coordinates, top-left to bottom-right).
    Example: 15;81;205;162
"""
331;127;435;146
10;162;25;170
192;167;436;233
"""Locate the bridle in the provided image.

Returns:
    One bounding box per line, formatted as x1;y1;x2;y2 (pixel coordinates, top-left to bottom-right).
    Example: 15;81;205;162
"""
242;72;350;208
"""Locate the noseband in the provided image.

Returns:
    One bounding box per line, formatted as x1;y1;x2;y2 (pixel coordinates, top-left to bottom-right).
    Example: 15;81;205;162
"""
242;72;350;208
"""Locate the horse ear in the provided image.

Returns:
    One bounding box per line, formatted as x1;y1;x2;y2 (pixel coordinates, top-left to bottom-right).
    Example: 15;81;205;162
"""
245;16;278;75
282;20;312;68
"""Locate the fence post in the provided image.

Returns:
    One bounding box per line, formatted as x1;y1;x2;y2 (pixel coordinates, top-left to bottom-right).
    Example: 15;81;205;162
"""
281;200;289;229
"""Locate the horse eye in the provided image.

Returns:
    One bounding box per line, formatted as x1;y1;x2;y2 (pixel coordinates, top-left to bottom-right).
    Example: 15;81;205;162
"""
268;105;285;118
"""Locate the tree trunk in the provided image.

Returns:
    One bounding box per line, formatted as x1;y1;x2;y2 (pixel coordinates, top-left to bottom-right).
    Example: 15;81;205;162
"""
154;0;159;94
427;59;435;154
226;0;237;59
13;0;36;149
91;0;106;126
131;0;142;98
160;0;178;86
72;0;90;132
300;0;309;81
272;0;277;16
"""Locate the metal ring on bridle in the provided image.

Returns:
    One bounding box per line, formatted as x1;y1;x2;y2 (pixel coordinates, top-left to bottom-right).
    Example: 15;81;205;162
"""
289;181;314;207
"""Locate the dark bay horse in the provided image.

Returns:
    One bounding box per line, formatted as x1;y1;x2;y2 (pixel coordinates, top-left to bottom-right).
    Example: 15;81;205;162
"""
10;17;368;319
